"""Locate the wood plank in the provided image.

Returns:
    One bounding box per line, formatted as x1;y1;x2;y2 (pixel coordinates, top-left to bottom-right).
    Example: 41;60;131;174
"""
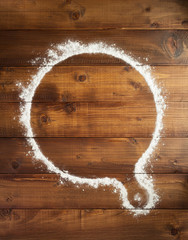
0;102;188;137
0;66;188;103
0;30;188;67
0;209;187;240
0;174;187;209
0;0;188;30
0;138;188;174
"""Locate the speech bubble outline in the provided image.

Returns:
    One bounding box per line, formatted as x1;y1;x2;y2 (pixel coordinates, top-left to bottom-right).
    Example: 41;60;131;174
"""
19;40;166;216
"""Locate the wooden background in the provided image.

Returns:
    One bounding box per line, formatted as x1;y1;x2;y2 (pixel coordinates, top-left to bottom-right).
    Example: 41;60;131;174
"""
0;0;188;239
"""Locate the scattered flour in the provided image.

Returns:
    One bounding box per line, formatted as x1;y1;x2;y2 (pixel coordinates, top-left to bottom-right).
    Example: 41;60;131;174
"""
134;193;142;202
19;40;166;216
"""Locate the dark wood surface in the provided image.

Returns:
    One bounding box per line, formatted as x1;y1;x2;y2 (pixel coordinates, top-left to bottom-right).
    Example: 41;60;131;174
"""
0;209;187;240
0;0;188;30
0;174;187;209
0;30;188;67
0;138;188;174
0;0;188;239
1;102;188;137
0;66;188;102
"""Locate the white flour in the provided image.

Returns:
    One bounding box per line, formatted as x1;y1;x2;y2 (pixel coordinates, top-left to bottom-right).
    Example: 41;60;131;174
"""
19;40;166;216
134;193;142;202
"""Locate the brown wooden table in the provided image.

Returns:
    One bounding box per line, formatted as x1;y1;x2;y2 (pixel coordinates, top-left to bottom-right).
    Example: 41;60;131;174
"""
0;0;188;239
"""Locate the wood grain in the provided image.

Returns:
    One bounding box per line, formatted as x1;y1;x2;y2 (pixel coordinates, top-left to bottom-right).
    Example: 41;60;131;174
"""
0;102;188;137
0;65;188;103
0;137;187;174
0;30;188;67
0;174;187;209
0;209;187;240
0;0;188;30
0;1;188;238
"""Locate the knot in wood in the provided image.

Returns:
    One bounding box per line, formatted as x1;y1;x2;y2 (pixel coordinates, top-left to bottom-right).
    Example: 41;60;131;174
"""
0;209;12;218
145;7;151;12
40;114;51;124
150;22;159;28
12;161;20;169
163;33;183;59
70;10;80;20
129;80;142;90
129;138;138;145
171;227;179;236
63;102;76;114
182;20;188;27
78;74;87;82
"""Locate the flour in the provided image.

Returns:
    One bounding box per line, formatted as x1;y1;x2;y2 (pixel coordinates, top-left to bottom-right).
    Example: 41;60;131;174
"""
19;40;166;216
134;193;142;202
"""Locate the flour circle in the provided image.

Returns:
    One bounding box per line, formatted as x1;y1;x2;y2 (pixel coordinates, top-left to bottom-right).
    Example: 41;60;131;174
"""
19;40;166;216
